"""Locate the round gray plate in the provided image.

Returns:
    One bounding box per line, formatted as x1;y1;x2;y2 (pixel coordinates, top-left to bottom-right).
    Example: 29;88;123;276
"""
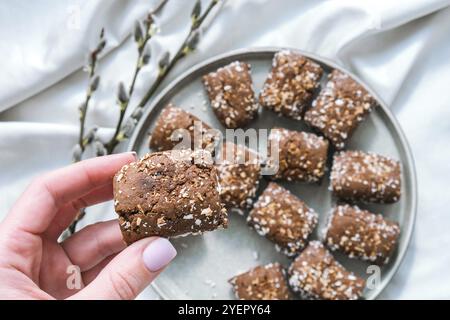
128;48;417;300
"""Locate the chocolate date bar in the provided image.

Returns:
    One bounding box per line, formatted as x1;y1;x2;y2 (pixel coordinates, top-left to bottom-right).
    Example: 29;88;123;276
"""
304;69;376;150
267;128;329;182
216;141;261;210
113;150;228;244
149;104;218;152
247;182;318;257
203;61;258;128
229;263;291;300
330;150;401;203
288;241;365;300
259;50;323;120
323;204;400;265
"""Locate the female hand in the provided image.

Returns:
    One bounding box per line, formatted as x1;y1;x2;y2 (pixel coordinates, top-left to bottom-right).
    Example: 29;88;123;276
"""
0;152;177;300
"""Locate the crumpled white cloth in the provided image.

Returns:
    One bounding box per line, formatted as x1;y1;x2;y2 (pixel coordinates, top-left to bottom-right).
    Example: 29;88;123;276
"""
1;0;450;299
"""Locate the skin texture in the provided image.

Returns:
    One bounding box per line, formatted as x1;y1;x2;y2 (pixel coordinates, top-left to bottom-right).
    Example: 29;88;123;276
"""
0;153;175;300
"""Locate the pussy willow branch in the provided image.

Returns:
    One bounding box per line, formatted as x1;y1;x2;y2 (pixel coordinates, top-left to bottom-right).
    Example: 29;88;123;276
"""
72;29;105;162
65;0;168;237
105;0;221;153
75;0;168;161
64;29;106;237
66;0;221;237
102;0;172;154
141;0;218;107
104;13;156;154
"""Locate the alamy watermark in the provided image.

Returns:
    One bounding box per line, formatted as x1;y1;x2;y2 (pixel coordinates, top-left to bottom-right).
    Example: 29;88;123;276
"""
166;121;279;175
366;265;381;290
66;264;82;290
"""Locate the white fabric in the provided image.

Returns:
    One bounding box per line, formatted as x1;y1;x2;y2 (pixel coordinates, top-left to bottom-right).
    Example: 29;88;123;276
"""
1;0;449;299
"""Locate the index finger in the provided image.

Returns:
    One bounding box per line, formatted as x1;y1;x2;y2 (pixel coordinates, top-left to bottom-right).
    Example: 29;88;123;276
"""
7;152;137;234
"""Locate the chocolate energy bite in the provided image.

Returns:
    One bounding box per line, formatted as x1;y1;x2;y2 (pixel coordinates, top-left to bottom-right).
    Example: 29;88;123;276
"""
113;150;228;244
216;142;261;210
247;183;318;257
259;50;323;120
330;150;401;203
229;263;291;300
288;241;365;300
203;61;258;129
323;204;400;265
149;104;218;152
304;69;377;150
267;128;329;182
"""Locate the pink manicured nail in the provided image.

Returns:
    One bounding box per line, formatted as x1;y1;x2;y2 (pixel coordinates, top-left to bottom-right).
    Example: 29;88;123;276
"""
142;238;177;272
129;151;138;160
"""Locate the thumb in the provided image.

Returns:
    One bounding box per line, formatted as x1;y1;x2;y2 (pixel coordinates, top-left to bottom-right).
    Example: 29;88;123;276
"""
70;237;177;300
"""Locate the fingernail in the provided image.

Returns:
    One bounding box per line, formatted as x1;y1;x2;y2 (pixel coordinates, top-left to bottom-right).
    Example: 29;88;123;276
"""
142;238;177;272
129;151;138;160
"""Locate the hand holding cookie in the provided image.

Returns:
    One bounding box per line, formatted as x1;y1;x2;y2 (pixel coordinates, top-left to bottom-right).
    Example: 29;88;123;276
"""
0;153;176;300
